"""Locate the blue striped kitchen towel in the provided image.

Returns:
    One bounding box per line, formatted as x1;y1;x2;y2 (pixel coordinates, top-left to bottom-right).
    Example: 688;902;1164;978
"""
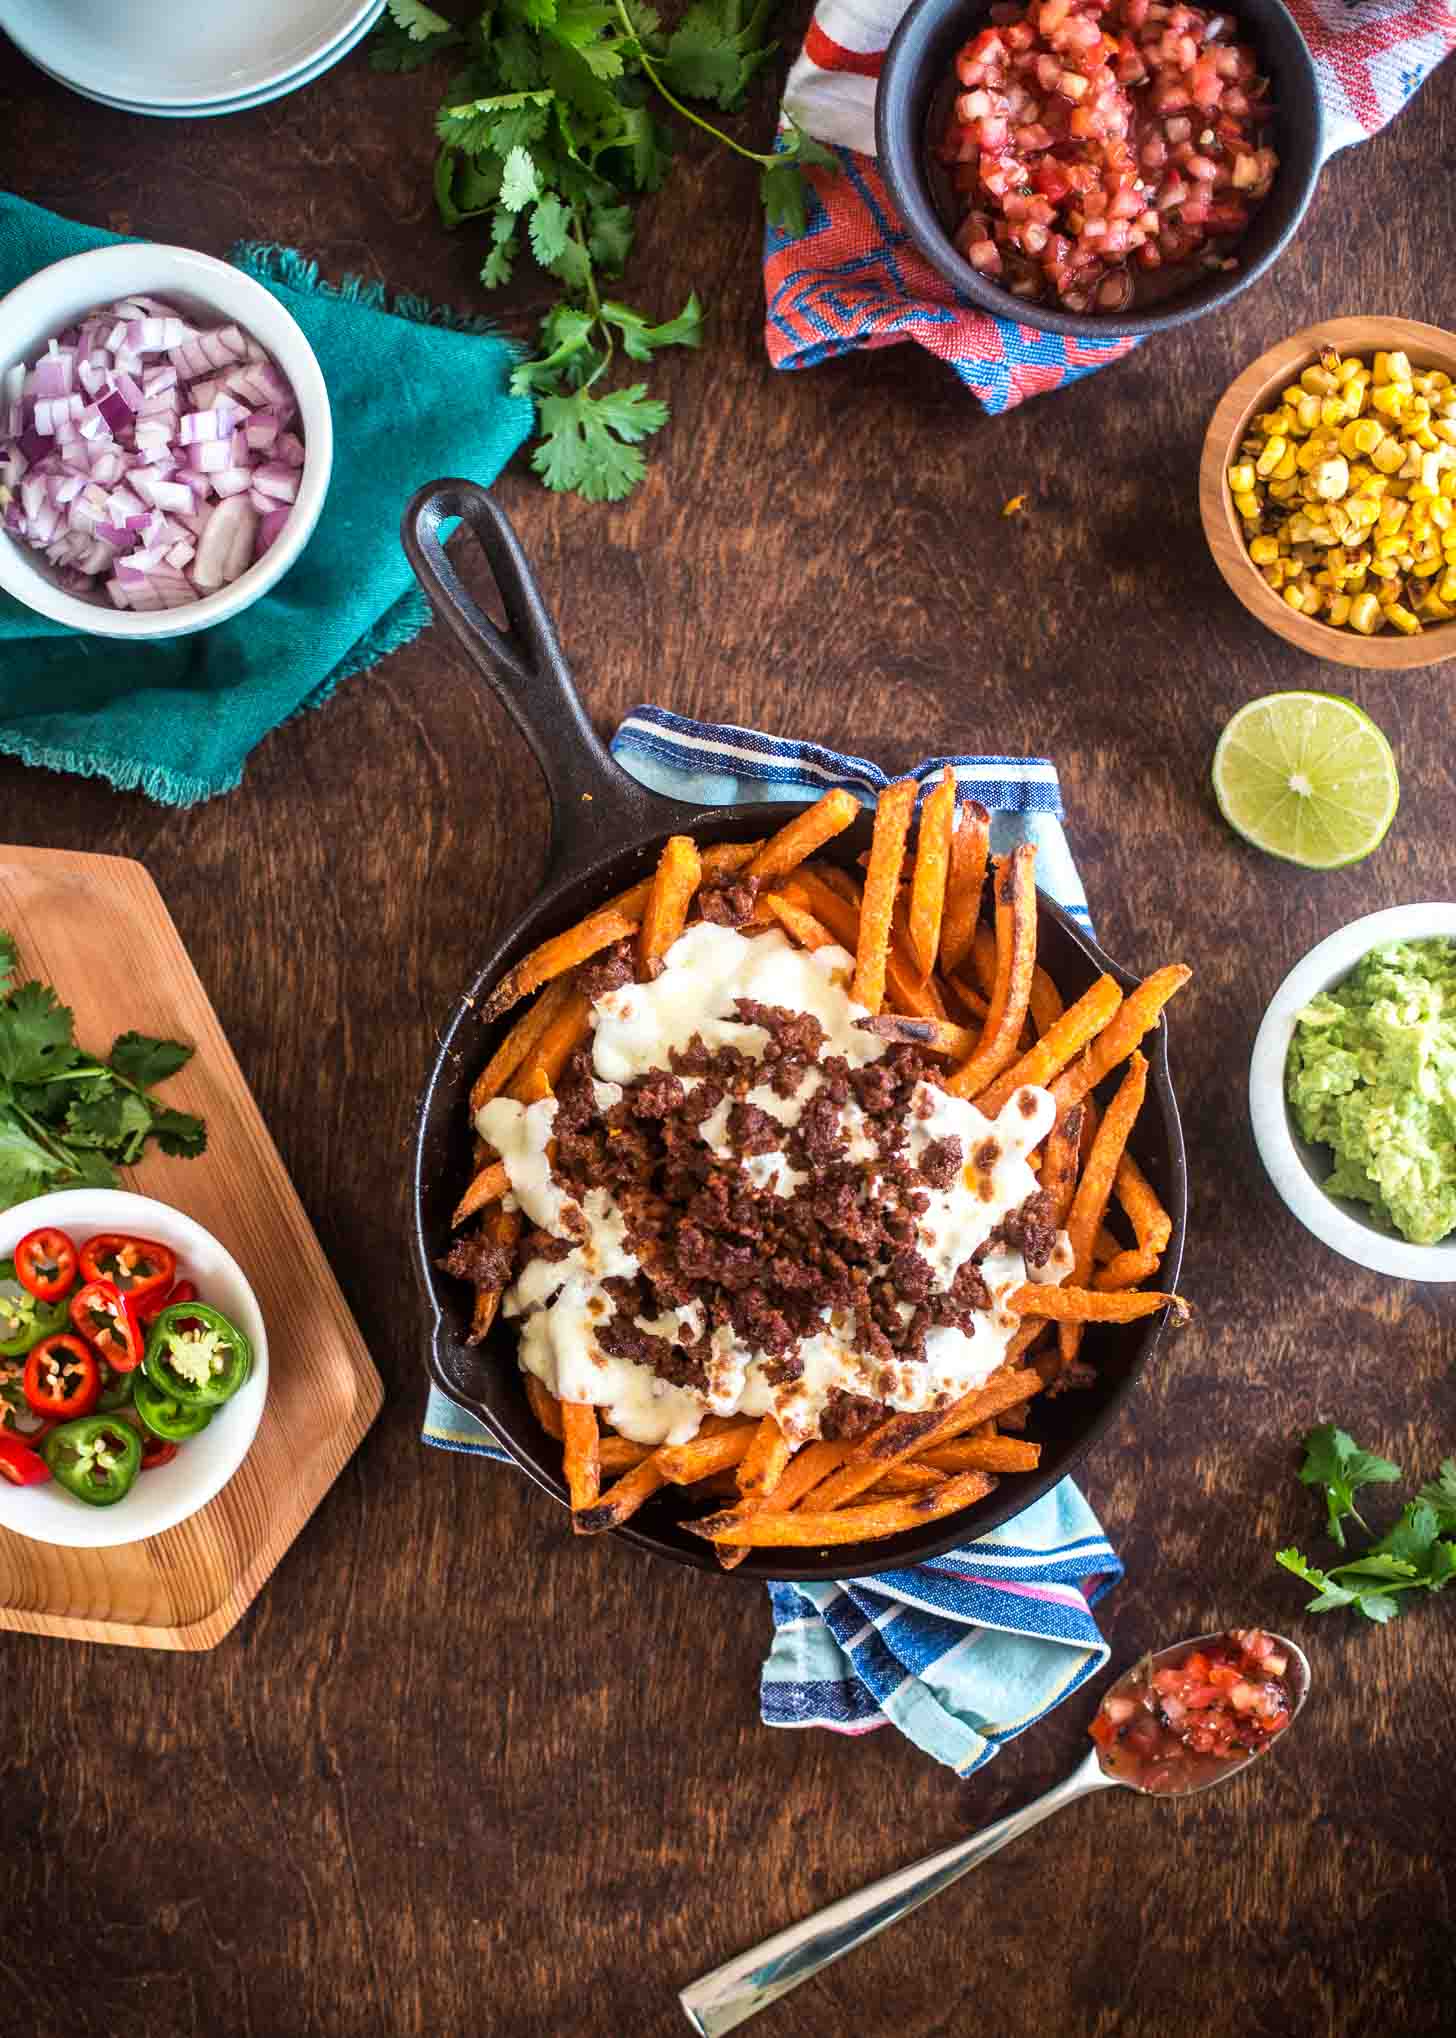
422;704;1121;1773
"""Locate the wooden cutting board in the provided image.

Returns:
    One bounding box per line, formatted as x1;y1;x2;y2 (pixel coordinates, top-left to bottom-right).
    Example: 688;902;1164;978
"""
0;845;382;1649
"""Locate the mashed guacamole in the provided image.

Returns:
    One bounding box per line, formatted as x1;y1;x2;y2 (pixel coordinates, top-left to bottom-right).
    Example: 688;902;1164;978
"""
1287;937;1456;1246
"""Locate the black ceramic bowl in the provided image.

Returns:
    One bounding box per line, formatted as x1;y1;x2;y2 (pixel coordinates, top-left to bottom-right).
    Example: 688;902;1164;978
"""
405;480;1188;1580
876;0;1323;339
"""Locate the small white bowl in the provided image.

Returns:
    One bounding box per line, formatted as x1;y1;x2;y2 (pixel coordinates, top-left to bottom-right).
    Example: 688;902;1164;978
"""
0;242;332;639
1249;904;1456;1282
0;1189;268;1547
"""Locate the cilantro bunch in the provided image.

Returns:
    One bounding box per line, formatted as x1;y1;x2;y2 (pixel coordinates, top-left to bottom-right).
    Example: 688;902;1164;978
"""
1276;1424;1456;1624
374;0;836;500
0;933;205;1210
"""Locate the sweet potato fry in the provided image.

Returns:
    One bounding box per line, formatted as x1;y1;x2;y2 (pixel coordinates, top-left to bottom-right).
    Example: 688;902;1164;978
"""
941;974;990;1025
973;976;1124;1119
968;922;998;999
1028;966;1065;1038
805;859;862;906
686;1468;997;1547
907;767;956;980
1050;964;1192;1114
573;1454;666;1533
562;1401;601;1515
470;976;573;1116
512;987;591;1098
598;1436;653;1473
653;1423;759;1485
515;1067;553;1106
858;1013;978;1060
1039;1101;1085;1229
1062;1052;1149;1375
853;778;918;1015
763;893;837;953
748;789;860;883
452;1159;509;1229
638;835;702;979
805;1366;1041;1513
737;1415;793;1500
467;1205;521;1344
784;869;941;1021
484;907;639;1022
918;1436;1042;1474
889;900;950;1019
1095;1152;1174;1291
860;1462;947;1495
525;1374;564;1439
1006;1284;1191;1326
939;798;989;975
945;844;1038;1098
1093;1224;1123;1265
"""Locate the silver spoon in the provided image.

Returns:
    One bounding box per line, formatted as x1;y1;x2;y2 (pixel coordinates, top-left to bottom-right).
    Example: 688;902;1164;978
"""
679;1628;1310;2036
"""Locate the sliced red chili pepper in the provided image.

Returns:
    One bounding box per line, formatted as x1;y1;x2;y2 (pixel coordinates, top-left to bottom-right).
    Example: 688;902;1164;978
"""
13;1228;78;1303
0;1433;51;1486
77;1234;176;1302
23;1334;100;1420
138;1434;179;1472
68;1280;144;1373
133;1276;198;1328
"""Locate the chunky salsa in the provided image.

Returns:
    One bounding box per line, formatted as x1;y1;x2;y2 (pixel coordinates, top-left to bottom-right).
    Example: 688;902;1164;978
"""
937;0;1277;313
1089;1627;1294;1791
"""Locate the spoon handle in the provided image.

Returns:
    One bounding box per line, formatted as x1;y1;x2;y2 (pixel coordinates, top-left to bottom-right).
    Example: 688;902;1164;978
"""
678;1748;1117;2037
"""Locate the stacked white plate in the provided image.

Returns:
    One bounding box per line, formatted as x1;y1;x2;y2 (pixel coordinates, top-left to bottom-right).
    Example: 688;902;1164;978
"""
0;0;386;117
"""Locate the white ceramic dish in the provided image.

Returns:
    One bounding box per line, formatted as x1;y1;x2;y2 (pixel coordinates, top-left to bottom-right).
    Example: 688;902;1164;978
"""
0;1189;268;1548
0;242;331;639
0;0;377;109
19;0;385;118
1249;903;1456;1282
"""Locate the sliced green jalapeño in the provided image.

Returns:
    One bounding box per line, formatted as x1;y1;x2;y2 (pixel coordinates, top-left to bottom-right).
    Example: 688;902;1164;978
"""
132;1372;214;1442
143;1302;251;1409
43;1415;142;1505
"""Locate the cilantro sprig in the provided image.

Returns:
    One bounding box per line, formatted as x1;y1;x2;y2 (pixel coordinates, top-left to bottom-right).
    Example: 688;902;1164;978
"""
374;0;838;500
0;932;206;1211
1276;1424;1456;1624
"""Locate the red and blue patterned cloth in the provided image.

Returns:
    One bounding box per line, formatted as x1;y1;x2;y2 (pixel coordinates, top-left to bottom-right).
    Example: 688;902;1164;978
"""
764;0;1456;411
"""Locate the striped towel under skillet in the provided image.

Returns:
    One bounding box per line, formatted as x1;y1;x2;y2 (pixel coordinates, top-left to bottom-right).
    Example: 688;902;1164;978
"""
764;0;1456;410
422;707;1121;1773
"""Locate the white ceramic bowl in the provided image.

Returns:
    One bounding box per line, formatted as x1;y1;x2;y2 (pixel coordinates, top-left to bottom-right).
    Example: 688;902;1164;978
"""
1249;904;1456;1282
0;242;332;638
0;1189;268;1547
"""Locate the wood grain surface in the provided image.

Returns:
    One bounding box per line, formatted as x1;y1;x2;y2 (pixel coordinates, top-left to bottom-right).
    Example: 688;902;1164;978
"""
1;19;1454;2038
0;846;382;1648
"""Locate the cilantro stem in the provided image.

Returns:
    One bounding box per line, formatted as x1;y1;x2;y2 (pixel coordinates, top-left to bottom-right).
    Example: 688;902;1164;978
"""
611;0;779;166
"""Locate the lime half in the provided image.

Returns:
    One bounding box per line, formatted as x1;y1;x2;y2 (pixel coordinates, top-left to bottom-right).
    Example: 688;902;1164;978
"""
1212;692;1400;869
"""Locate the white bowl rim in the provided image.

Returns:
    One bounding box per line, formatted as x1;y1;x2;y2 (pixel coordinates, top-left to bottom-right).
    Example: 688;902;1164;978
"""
1249;902;1456;1282
0;242;332;639
0;1188;268;1547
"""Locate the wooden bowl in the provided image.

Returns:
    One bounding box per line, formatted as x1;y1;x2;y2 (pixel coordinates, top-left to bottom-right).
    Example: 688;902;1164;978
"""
1200;316;1456;671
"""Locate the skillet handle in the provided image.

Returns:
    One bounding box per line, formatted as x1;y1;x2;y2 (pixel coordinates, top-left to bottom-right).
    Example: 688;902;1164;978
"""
402;479;657;868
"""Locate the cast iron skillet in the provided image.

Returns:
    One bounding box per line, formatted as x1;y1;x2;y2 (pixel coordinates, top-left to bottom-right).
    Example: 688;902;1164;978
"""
405;479;1187;1579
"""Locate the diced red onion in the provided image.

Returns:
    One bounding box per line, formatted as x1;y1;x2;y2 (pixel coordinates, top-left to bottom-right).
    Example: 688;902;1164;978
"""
0;290;305;607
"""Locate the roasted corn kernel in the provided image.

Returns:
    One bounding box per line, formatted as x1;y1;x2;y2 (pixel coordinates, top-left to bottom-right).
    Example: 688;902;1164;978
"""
1228;344;1456;637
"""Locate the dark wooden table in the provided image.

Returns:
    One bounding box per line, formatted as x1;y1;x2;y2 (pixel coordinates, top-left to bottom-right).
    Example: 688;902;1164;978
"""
2;21;1454;2038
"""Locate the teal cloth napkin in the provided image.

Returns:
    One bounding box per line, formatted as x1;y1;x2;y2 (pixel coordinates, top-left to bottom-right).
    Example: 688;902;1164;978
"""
0;194;534;804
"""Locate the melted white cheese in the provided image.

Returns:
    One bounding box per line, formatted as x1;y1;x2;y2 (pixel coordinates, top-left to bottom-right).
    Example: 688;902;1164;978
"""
475;925;1069;1447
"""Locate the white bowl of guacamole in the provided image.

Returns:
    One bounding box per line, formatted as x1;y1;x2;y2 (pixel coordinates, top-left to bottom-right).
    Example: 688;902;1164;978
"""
1250;904;1456;1281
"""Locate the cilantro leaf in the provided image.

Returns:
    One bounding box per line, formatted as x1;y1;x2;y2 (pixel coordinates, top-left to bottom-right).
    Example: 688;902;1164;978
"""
0;980;78;1087
531;384;668;500
0;933;17;996
0;1120;62;1206
659;0;774;109
482;209;519;287
65;1088;157;1155
1416;1457;1456;1532
148;1107;208;1160
600;292;702;360
388;0;452;36
529;192;574;267
500;145;541;210
510;306;599;395
586;202;634;273
109;1033;193;1088
1298;1424;1401;1547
